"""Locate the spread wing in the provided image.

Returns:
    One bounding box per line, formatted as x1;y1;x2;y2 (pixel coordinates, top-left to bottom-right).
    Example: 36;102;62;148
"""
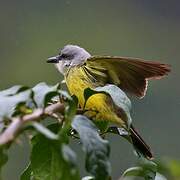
86;56;170;98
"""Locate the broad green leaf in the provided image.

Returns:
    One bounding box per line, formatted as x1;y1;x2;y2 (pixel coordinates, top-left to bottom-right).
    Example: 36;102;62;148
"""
138;158;157;175
72;115;111;180
138;158;157;180
95;85;132;127
32;82;60;108
31;122;58;140
20;163;32;180
122;166;145;178
122;158;157;180
84;84;132;127
121;171;167;180
0;90;31;121
0;85;29;96
30;123;80;180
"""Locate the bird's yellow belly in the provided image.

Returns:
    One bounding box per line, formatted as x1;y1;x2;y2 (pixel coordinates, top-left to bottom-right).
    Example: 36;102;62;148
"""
65;67;124;125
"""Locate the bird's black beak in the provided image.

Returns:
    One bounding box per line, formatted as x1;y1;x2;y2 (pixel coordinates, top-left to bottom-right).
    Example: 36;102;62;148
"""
47;55;60;63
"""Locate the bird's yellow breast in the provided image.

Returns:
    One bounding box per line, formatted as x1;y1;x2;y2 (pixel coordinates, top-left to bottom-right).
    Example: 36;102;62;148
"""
65;66;125;126
66;66;107;108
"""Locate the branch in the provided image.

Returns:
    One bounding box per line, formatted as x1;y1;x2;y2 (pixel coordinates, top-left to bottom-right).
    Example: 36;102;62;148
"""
0;102;65;146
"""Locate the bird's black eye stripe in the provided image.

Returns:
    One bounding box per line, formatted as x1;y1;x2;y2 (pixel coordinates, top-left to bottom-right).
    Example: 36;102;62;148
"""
61;54;73;59
61;54;69;59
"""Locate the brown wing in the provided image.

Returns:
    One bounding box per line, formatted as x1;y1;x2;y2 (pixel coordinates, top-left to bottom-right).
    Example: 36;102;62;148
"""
87;56;170;98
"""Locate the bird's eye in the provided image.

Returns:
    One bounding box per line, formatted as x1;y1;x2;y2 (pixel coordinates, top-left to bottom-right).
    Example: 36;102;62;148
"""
61;54;69;59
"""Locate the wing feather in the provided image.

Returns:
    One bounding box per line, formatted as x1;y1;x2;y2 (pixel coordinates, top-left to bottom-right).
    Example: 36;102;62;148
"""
87;56;170;98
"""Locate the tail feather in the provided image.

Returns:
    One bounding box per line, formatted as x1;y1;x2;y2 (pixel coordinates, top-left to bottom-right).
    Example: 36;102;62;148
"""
130;125;153;160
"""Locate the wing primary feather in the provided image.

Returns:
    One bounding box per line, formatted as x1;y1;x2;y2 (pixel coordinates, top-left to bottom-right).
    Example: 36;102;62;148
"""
87;56;170;98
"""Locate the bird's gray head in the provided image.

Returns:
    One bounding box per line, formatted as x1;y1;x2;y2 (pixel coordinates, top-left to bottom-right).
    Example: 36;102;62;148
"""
47;45;91;74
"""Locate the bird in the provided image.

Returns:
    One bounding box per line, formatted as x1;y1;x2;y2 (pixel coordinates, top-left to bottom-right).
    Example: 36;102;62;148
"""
47;44;170;159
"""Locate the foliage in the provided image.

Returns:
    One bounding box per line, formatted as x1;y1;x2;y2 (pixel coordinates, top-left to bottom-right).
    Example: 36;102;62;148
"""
0;82;176;180
72;115;111;180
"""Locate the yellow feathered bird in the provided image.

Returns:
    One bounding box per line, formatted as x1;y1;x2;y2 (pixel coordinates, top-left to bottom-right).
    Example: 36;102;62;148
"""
47;45;170;159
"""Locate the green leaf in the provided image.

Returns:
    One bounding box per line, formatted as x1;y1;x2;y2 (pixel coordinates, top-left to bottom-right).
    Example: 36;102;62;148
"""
0;85;29;96
30;123;80;180
122;171;167;180
84;85;132;127
20;163;32;180
138;158;157;176
32;82;60;108
122;158;157;180
31;122;58;140
122;166;144;177
72;115;111;180
0;90;31;121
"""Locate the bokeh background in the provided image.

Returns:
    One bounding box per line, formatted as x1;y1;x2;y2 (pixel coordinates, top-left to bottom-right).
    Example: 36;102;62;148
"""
0;0;179;179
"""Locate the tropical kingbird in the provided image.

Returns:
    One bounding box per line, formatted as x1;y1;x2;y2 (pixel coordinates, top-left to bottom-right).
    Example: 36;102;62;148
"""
47;45;170;159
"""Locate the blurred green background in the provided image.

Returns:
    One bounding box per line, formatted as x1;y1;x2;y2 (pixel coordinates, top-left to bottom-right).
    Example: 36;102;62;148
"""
0;0;179;179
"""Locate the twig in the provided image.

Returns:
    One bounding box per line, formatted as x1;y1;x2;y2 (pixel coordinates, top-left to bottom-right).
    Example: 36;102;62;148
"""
0;102;65;146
